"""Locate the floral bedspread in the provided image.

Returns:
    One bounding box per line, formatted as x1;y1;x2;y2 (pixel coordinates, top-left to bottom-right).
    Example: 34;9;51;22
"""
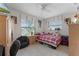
36;33;62;47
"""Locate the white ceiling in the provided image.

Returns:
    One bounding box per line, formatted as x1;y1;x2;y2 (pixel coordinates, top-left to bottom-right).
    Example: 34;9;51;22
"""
5;3;79;18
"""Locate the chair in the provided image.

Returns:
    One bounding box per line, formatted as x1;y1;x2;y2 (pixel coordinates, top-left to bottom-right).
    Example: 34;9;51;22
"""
10;40;20;56
17;36;29;49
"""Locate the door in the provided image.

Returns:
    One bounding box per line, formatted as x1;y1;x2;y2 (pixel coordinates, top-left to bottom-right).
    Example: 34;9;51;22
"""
0;15;7;46
69;24;79;56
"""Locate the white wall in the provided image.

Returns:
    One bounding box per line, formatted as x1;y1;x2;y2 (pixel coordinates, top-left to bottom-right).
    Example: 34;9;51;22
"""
20;12;43;34
43;12;76;36
9;9;21;41
8;7;43;40
15;11;75;36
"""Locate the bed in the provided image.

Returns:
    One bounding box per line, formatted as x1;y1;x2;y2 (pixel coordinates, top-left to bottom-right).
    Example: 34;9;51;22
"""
36;32;62;48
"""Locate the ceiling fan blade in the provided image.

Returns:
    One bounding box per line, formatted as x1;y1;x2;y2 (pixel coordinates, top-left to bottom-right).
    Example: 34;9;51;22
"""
35;3;51;12
41;6;51;12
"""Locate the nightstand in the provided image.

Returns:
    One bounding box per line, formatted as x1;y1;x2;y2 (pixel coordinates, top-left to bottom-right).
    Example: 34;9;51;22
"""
61;36;69;46
28;36;37;45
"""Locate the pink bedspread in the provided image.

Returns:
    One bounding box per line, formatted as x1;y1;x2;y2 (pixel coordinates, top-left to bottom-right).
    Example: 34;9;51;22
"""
36;33;62;47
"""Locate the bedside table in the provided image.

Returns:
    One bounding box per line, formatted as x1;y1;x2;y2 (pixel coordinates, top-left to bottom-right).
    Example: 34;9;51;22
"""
28;36;37;45
61;36;69;46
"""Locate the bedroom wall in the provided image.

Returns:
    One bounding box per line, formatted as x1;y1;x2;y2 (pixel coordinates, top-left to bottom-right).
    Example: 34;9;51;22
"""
19;12;76;36
8;8;21;41
20;13;43;34
43;12;75;36
8;7;43;41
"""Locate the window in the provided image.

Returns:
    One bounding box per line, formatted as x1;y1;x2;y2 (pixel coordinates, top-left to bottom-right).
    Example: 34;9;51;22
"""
48;19;62;31
21;18;35;36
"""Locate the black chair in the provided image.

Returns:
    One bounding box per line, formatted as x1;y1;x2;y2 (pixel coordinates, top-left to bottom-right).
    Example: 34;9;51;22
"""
17;36;29;49
0;45;5;56
10;40;20;56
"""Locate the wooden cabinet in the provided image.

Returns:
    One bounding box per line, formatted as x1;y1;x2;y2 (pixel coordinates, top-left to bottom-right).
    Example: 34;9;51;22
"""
69;24;79;56
0;15;7;46
0;15;12;56
28;36;37;45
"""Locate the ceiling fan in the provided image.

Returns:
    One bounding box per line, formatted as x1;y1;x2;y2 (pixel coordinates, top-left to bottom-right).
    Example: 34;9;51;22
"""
40;4;51;12
36;3;51;12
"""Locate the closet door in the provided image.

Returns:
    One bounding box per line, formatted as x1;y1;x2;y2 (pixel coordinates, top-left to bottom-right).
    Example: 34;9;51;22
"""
69;24;79;56
0;15;7;46
5;16;12;56
0;15;12;56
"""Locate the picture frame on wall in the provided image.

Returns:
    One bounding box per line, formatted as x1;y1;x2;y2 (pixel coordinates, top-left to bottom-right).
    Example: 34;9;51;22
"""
65;17;71;24
11;16;17;24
